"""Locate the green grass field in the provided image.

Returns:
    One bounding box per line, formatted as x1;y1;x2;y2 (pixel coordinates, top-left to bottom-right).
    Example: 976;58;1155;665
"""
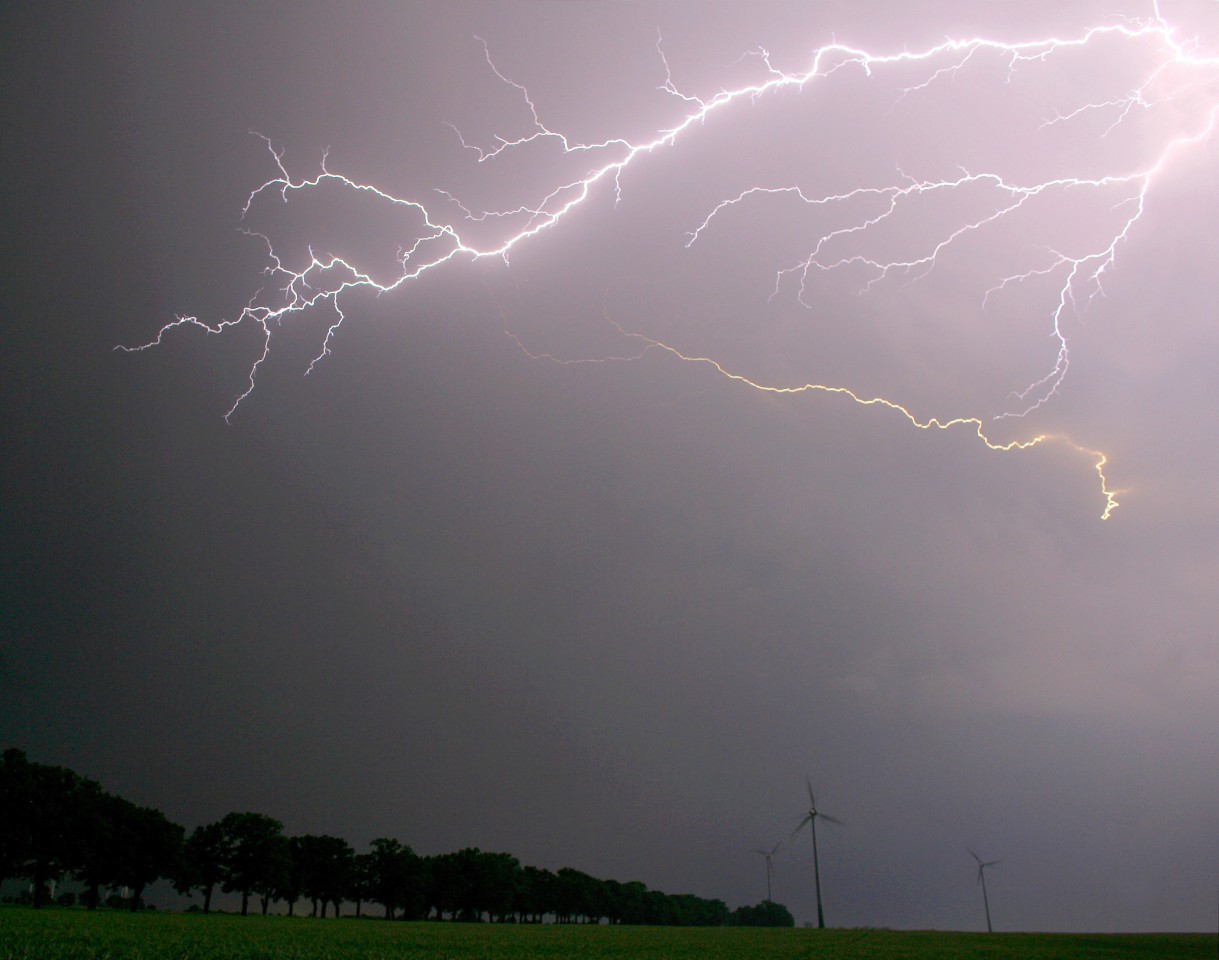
0;907;1214;960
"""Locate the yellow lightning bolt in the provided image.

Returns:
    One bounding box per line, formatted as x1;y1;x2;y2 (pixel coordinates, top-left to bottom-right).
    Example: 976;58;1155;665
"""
505;314;1121;520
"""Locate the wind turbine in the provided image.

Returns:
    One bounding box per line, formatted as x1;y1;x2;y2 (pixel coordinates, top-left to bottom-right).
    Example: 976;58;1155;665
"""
756;841;781;902
969;849;1000;933
792;779;843;929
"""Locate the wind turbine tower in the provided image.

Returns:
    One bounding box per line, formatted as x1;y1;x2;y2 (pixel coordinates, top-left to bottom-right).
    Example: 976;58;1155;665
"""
756;841;780;901
969;849;1000;933
793;779;842;929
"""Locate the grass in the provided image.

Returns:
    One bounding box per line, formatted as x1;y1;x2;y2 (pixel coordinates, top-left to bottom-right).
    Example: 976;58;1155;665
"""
0;907;1215;960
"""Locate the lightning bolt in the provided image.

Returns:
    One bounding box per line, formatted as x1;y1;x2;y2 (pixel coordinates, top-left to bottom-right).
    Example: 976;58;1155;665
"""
121;4;1219;519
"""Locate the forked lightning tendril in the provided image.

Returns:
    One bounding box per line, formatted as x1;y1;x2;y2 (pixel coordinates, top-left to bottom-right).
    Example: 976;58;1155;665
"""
121;5;1219;519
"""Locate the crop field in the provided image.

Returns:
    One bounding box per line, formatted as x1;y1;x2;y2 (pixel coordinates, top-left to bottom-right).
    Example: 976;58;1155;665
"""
0;908;1215;960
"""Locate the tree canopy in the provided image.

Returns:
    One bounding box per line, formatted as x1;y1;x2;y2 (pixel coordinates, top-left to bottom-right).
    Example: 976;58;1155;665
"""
1;749;790;925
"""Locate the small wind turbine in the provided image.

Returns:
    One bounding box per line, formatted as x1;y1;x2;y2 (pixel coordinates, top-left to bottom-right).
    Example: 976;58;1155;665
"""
756;841;781;901
969;848;1000;933
792;779;843;928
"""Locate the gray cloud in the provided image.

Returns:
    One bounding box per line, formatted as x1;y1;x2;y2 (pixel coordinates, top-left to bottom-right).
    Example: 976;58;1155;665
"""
2;0;1216;932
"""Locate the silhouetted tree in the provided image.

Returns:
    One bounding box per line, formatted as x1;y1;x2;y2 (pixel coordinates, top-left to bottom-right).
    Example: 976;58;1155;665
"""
556;867;598;923
0;749;94;907
107;801;183;911
732;899;795;926
402;852;431;920
600;878;630;925
255;832;290;915
427;849;473;921
515;865;553;923
614;880;649;925
175;821;230;913
351;850;374;917
644;888;673;925
364;837;424;920
68;780;118;909
672;892;728;926
1;750;745;926
295;834;353;918
218;812;285;916
471;851;520;922
0;750;22;886
276;835;309;917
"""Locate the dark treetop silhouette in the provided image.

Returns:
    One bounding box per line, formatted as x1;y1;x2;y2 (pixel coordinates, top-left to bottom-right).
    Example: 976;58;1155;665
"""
0;749;789;925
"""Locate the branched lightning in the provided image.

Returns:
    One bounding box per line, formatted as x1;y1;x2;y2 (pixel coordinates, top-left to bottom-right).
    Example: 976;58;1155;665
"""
505;311;1121;520
122;4;1219;519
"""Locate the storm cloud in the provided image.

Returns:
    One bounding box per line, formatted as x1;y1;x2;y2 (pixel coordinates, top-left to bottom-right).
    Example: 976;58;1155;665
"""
2;0;1217;932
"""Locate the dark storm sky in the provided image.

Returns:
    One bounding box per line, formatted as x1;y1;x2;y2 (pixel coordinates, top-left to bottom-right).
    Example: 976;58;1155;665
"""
2;1;1217;932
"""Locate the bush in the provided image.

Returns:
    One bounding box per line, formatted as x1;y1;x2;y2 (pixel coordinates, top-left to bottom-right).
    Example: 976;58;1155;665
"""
731;900;795;927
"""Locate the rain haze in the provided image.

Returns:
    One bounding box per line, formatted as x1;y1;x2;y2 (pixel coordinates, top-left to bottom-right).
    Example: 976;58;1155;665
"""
2;0;1217;933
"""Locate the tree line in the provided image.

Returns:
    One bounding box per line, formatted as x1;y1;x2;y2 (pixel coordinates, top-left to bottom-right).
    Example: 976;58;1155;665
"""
0;750;793;926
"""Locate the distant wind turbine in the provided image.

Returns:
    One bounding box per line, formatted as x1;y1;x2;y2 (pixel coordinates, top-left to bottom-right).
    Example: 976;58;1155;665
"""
792;779;843;929
756;841;781;902
969;848;1000;933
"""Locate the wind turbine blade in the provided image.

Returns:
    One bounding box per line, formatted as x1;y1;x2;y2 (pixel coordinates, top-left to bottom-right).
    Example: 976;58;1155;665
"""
769;841;782;857
984;860;1000;868
790;814;812;839
806;778;816;807
968;849;983;865
818;812;844;826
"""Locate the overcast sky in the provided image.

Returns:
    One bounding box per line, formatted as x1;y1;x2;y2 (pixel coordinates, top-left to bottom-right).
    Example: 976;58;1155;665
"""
3;0;1217;933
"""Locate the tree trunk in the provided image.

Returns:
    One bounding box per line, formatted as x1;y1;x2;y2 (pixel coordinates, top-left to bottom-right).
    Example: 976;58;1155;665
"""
287;898;296;917
31;864;47;908
86;881;100;910
203;884;214;914
130;884;145;911
241;890;250;916
261;893;270;915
